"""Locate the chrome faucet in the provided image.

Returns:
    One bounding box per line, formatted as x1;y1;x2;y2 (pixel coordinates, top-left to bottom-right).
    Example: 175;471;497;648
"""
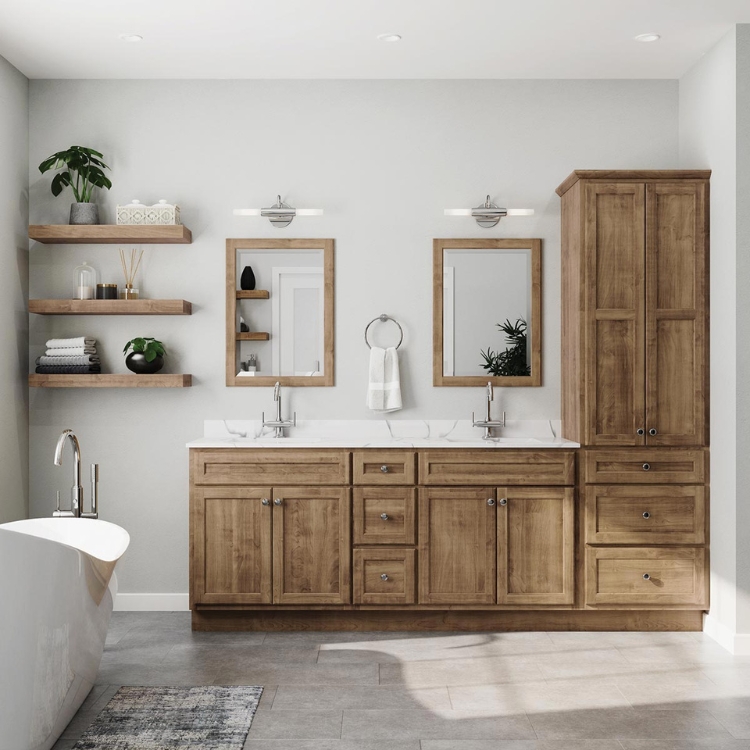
53;429;99;518
262;382;297;438
472;382;506;440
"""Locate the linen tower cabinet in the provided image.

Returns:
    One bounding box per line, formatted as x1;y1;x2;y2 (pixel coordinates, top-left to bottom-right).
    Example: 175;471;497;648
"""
557;170;710;611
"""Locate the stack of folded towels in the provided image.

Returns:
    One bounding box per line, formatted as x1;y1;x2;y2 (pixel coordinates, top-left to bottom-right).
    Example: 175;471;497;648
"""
35;337;101;374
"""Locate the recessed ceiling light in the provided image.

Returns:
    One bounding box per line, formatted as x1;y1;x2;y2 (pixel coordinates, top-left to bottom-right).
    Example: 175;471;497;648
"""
118;33;143;43
377;33;402;43
634;33;661;43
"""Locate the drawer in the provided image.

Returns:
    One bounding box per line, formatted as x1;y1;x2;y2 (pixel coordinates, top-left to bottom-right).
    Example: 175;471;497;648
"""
353;487;416;545
191;449;350;486
584;449;706;484
353;451;416;485
419;450;576;486
353;548;415;604
585;547;708;608
585;486;706;545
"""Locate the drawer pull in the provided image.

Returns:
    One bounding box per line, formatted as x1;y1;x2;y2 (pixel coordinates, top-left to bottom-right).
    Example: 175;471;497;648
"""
649;428;658;436
642;511;651;519
380;513;389;521
274;498;282;506
261;498;270;506
487;498;496;506
642;573;651;580
636;428;645;436
498;498;508;506
380;573;389;581
380;465;390;473
642;463;651;471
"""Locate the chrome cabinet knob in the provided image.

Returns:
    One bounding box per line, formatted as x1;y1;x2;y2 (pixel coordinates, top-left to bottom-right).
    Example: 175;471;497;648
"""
642;463;651;471
636;428;645;436
642;511;651;519
380;573;389;581
380;513;389;520
487;498;496;506
274;498;282;506
499;498;508;506
649;428;658;436
380;465;390;473
643;573;651;580
261;498;270;506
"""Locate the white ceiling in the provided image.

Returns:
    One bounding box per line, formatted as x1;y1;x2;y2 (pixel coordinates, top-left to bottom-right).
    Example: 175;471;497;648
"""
0;0;747;80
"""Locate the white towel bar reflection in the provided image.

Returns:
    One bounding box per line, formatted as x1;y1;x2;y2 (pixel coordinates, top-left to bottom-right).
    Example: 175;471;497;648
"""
364;314;404;350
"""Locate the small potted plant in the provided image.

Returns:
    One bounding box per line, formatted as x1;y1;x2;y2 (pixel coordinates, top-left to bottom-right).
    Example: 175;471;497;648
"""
123;337;166;374
38;146;112;225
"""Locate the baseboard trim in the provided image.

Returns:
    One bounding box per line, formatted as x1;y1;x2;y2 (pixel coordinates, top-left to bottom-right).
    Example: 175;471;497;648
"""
114;593;190;612
704;613;750;655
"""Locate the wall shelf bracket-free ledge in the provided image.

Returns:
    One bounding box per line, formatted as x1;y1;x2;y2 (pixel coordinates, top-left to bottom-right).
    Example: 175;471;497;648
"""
29;374;193;388
29;225;192;244
29;299;192;315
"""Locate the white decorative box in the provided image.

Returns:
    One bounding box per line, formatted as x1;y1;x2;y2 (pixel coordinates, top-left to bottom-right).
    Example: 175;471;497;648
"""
117;199;181;225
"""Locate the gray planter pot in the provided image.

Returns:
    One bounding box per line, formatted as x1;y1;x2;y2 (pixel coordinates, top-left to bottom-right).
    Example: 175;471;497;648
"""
69;203;100;225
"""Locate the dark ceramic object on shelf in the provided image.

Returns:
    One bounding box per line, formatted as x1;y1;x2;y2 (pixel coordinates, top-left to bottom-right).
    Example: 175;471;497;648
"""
240;266;256;291
69;203;100;225
125;352;164;374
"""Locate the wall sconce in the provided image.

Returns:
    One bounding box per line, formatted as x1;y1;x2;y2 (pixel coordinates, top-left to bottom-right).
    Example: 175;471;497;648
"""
445;195;534;228
234;195;323;228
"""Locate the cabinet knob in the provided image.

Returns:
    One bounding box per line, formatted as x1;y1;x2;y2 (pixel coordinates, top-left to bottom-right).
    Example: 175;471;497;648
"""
636;428;645;436
499;498;508;506
380;573;389;581
380;513;389;521
487;498;496;506
642;511;651;519
643;573;651;580
274;498;282;506
380;465;390;473
642;463;651;471
649;428;658;436
261;498;270;506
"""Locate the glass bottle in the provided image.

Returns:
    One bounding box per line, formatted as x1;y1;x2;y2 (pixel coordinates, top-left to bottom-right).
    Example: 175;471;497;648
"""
74;261;97;300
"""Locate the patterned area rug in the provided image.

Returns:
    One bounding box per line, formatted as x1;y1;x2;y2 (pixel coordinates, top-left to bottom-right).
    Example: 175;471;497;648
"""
72;686;263;749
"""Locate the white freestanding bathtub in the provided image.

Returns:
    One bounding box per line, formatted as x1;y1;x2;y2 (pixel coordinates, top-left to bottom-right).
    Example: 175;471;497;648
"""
0;518;130;750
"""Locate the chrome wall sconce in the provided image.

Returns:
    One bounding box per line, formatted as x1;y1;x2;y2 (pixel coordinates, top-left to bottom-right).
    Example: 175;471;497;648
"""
445;195;534;228
234;195;323;229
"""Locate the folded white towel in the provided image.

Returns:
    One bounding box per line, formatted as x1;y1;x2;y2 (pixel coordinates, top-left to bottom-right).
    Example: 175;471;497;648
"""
45;346;97;357
366;346;402;412
45;337;96;349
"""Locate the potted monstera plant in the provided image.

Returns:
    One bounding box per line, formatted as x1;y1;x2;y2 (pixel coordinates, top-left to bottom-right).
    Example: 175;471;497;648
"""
38;146;112;225
123;337;166;374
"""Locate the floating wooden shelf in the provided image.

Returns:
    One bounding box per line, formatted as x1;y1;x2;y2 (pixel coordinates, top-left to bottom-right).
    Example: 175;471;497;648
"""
29;224;192;244
236;290;270;299
29;299;192;315
29;374;192;388
236;332;270;341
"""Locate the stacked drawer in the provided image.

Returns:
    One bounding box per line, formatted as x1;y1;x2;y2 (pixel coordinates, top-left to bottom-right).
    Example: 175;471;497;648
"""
583;449;708;608
352;451;417;604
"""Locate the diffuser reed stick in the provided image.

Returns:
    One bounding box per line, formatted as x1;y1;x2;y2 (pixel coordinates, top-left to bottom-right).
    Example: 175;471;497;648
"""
119;247;144;299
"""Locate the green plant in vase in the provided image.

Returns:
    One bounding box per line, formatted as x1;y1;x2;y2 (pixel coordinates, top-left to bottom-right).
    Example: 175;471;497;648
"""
38;146;112;225
123;337;166;375
480;318;531;377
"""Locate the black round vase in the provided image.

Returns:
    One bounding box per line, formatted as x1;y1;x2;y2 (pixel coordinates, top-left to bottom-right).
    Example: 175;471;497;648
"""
125;352;164;374
240;266;256;291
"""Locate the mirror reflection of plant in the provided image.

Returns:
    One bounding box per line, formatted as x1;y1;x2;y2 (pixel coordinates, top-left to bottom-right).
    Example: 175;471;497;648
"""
123;337;166;363
480;318;530;377
38;146;112;203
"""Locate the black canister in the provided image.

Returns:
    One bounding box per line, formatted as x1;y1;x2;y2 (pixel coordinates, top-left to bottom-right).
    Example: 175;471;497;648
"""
96;283;118;300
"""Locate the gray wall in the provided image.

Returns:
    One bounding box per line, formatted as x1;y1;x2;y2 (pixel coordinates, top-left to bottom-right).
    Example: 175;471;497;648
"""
0;55;28;523
28;79;679;595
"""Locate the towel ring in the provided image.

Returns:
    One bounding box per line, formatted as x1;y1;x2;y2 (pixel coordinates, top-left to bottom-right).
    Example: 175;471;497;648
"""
365;314;404;350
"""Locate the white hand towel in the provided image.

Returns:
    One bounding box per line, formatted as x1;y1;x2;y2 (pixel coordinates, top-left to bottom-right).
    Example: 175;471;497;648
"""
367;346;402;412
45;346;97;357
45;336;96;349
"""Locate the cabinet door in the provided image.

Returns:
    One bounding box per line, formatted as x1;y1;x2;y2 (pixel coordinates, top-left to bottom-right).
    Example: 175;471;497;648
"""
646;182;708;446
191;487;272;605
497;487;574;605
418;488;496;604
584;183;646;446
273;487;351;604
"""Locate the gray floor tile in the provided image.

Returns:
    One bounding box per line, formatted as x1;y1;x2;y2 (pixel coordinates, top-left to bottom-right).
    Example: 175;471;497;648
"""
218;663;379;687
616;644;741;666
273;686;451;710
705;696;750;738
163;643;320;668
422;742;623;750
244;742;419;750
619;741;750;749
246;710;343;739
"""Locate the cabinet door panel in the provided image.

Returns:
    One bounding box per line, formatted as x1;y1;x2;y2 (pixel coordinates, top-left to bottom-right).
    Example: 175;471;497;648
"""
273;487;351;604
497;487;574;605
419;488;496;604
192;487;272;605
584;183;646;446
646;182;707;446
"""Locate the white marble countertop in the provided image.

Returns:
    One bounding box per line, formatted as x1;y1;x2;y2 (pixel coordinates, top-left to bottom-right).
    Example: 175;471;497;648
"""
187;420;580;449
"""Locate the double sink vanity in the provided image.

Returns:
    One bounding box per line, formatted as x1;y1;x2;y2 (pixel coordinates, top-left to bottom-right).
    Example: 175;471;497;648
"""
189;170;710;632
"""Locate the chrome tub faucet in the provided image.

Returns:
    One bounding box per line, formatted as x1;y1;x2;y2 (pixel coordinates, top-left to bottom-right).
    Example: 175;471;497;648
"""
262;382;297;438
53;429;99;518
472;382;506;440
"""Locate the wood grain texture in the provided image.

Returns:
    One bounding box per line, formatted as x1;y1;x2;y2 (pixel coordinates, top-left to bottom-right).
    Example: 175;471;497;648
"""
236;290;269;299
193;487;272;605
583;448;706;484
29;224;192;244
29;374;192;388
353;548;416;605
585;546;708;608
432;238;542;387
585;485;706;545
418;487;496;604
235;332;270;341
419;450;576;486
497;486;575;605
353;487;417;545
556;170;712;197
29;299;192;315
273;486;351;605
353;450;416;485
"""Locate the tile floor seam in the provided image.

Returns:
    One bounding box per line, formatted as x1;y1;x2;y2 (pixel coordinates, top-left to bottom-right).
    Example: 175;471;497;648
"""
339;707;344;739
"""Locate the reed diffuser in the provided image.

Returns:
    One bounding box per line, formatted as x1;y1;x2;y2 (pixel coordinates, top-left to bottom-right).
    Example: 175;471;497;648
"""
119;247;144;300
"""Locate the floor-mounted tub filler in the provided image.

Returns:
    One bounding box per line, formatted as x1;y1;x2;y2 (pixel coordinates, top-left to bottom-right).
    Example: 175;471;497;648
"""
0;517;129;750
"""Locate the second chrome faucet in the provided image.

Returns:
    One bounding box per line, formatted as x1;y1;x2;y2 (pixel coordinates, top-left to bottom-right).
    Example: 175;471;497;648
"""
262;382;297;438
472;382;506;440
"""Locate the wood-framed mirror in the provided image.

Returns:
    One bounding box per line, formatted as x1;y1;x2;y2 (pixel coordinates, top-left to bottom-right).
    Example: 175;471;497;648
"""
226;238;334;386
433;238;541;387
